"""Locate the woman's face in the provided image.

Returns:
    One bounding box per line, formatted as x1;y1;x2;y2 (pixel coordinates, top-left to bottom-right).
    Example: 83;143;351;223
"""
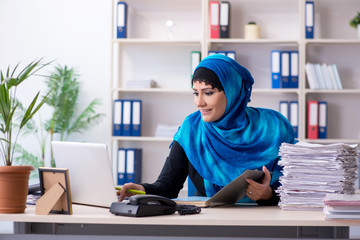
192;81;227;122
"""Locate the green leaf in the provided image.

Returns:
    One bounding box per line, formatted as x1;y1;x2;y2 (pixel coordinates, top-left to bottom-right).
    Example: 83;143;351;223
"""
0;84;11;125
20;91;50;129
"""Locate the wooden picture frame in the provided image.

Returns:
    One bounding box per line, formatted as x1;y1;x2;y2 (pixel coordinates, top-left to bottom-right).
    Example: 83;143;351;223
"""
36;167;72;215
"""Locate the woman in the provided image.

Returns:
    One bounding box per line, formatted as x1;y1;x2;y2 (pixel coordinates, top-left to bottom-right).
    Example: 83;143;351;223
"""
118;54;295;205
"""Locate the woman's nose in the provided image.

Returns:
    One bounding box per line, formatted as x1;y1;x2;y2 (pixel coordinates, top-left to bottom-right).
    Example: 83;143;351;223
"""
194;95;205;107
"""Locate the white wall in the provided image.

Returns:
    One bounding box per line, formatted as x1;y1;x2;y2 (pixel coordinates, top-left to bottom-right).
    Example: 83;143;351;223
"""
0;0;112;165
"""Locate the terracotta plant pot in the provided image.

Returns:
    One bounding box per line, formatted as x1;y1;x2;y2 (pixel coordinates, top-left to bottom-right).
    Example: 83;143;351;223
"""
0;166;34;213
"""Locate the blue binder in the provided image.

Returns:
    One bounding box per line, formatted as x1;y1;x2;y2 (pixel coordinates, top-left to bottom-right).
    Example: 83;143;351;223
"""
122;100;132;136
318;101;327;139
116;2;127;38
280;51;290;88
271;50;281;89
131;100;142;136
208;51;226;56
289;101;299;139
289;51;299;88
125;148;142;184
305;1;314;39
117;148;126;185
112;100;123;136
208;51;236;60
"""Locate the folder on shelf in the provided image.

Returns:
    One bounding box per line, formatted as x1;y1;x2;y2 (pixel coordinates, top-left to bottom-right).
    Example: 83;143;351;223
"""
210;1;220;39
131;100;142;136
125;148;142;184
321;64;333;89
279;101;289;120
226;51;236;60
271;50;281;89
305;1;314;39
122;100;132;136
289;51;299;88
117;148;126;185
327;64;338;90
290;101;299;139
314;63;326;89
208;50;218;56
318;101;327;139
219;1;230;38
305;63;318;89
116;2;127;38
191;51;201;77
307;100;319;139
331;64;343;89
113;100;123;136
280;51;290;88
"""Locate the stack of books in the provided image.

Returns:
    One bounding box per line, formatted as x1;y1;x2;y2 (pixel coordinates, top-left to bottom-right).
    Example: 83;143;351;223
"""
277;142;359;211
305;63;343;90
323;193;360;220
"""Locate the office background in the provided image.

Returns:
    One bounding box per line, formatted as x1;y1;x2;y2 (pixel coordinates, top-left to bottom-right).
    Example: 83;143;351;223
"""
1;0;360;238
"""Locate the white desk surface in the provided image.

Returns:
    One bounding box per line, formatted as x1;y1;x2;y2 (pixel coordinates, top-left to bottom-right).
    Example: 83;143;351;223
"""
1;204;359;227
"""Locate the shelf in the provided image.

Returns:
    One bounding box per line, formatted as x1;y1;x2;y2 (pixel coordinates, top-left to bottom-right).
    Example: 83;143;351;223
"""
252;89;300;94
305;39;360;44
110;0;360;184
208;39;299;44
112;39;202;44
112;88;192;94
305;89;360;94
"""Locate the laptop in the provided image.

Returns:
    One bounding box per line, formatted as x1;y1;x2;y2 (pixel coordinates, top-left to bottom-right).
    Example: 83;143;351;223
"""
52;141;118;208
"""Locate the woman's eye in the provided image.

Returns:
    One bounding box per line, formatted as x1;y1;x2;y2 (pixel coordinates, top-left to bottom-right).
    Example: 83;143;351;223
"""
192;92;199;96
205;91;214;96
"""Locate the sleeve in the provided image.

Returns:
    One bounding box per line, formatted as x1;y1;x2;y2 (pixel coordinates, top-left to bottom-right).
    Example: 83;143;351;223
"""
141;141;189;199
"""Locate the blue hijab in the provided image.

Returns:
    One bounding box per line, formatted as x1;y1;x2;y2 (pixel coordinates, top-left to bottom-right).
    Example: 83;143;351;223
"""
173;54;295;199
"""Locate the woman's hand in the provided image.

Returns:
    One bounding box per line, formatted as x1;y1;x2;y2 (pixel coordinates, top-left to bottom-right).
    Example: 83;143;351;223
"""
117;183;146;202
246;166;273;201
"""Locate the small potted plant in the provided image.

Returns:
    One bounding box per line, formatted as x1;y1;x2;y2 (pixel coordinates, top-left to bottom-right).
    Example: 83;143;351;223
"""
0;59;51;213
350;11;360;38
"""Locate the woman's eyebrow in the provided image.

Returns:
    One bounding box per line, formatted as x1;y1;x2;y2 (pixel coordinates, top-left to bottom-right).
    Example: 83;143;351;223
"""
192;87;213;91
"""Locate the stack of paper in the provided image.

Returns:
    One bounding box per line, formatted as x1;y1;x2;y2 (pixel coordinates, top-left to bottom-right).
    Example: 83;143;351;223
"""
277;142;359;211
323;193;360;220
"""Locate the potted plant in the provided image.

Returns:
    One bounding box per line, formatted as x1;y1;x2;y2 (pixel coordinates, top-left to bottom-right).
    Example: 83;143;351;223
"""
350;11;360;38
0;59;51;213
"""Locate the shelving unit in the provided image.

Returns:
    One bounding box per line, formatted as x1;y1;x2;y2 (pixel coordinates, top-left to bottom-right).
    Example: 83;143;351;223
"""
110;0;360;185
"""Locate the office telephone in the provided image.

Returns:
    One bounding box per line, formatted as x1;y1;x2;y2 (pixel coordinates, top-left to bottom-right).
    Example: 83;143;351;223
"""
110;194;177;217
110;194;201;217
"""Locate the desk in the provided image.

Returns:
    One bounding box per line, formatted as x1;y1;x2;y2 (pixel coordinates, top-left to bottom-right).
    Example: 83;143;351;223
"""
0;204;358;239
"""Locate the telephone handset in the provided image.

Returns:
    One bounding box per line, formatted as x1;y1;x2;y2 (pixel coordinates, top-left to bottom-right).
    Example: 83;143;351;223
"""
110;194;177;217
129;194;177;207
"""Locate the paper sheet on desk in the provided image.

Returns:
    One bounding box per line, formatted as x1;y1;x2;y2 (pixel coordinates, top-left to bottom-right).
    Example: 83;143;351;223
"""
277;142;359;211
